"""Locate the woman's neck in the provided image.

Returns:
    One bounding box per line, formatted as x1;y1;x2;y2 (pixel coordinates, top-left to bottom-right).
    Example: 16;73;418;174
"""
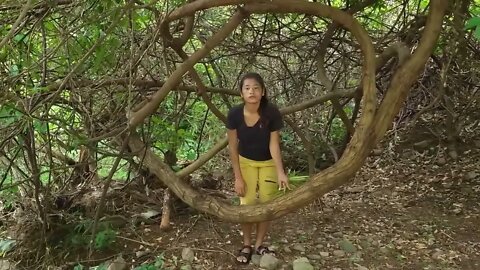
244;103;260;114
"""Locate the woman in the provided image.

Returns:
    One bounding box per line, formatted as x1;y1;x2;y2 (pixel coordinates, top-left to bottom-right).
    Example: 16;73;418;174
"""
226;72;290;264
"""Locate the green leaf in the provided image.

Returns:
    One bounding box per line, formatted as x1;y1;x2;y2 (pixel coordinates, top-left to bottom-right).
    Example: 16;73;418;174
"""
33;120;48;134
465;17;480;30
186;151;196;161
0;239;16;256
475;27;480;40
9;64;19;76
13;33;27;43
73;264;85;270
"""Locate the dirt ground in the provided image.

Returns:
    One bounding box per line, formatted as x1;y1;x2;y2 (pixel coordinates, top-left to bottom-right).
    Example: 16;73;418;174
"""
49;136;480;270
2;130;479;270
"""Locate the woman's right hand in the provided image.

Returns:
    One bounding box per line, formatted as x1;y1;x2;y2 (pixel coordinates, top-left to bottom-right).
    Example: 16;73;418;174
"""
234;178;246;197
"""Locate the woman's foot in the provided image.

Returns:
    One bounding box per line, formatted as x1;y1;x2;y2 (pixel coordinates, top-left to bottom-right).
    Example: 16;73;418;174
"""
236;245;253;264
256;245;276;256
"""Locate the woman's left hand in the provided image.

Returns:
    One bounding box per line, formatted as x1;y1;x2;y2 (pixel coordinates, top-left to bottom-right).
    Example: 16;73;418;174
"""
277;172;291;192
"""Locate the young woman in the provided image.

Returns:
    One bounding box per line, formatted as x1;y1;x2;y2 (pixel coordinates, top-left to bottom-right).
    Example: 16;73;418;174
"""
226;72;290;264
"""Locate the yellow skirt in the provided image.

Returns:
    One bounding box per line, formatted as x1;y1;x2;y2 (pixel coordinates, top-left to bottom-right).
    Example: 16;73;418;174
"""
239;155;279;205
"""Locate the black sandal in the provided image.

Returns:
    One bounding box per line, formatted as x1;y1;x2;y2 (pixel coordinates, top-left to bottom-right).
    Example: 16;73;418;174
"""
236;245;253;264
256;245;276;256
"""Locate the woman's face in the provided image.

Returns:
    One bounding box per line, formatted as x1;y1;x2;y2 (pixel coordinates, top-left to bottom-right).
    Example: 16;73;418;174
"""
241;78;264;104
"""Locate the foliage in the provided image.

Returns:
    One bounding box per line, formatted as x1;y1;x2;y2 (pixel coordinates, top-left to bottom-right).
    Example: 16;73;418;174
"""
66;220;117;250
133;254;166;270
0;239;16;257
465;17;480;40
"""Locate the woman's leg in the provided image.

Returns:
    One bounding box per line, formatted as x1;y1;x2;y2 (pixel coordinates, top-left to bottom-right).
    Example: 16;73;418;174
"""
256;165;278;252
237;158;259;262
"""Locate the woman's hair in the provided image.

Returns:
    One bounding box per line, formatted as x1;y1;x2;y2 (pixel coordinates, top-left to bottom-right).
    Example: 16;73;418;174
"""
239;72;269;126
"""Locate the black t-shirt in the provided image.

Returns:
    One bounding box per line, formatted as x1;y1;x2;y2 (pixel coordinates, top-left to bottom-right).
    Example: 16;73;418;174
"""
226;103;283;161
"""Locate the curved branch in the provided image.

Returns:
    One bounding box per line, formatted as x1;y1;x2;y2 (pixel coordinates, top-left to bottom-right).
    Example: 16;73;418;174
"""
372;0;448;145
128;9;248;127
128;0;377;222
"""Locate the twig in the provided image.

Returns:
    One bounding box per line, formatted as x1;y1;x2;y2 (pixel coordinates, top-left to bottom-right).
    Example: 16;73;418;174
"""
116;236;156;247
88;131;131;256
0;0;33;49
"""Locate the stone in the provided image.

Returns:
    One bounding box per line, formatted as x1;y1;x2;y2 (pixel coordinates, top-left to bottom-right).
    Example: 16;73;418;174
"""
379;247;390;255
465;171;478;181
333;250;345;257
356;264;369;270
338;239;357;253
436;157;447;166
432;250;444;260
135;250;149;258
180;265;192;270
181;248;195;262
279;238;289;244
292;244;306;252
259;254;280;270
0;261;16;270
108;256;127;270
283;246;292;253
292;257;314;270
306;254;322;260
251;254;261;266
320;251;330;257
332;232;343;238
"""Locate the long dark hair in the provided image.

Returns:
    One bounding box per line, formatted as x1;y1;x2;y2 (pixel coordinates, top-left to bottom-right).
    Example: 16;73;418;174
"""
239;72;269;126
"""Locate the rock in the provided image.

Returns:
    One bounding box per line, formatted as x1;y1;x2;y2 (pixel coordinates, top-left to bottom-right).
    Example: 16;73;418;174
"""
283;246;292;253
332;232;343;238
279;238;289;244
0;260;16;270
140;209;161;219
372;148;382;156
432;250;443;260
108;256;127;270
360;240;371;249
292;257;314;270
346;186;363;193
465;171;478;181
292;244;306;252
448;150;458;160
379;247;390;255
320;251;330;257
259;254;280;270
306;254;322;260
135;250;149;258
436;157;447;166
333;250;345;257
181;248;195;262
356;264;369;270
338;239;357;253
251;254;261;266
180;265;192;270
